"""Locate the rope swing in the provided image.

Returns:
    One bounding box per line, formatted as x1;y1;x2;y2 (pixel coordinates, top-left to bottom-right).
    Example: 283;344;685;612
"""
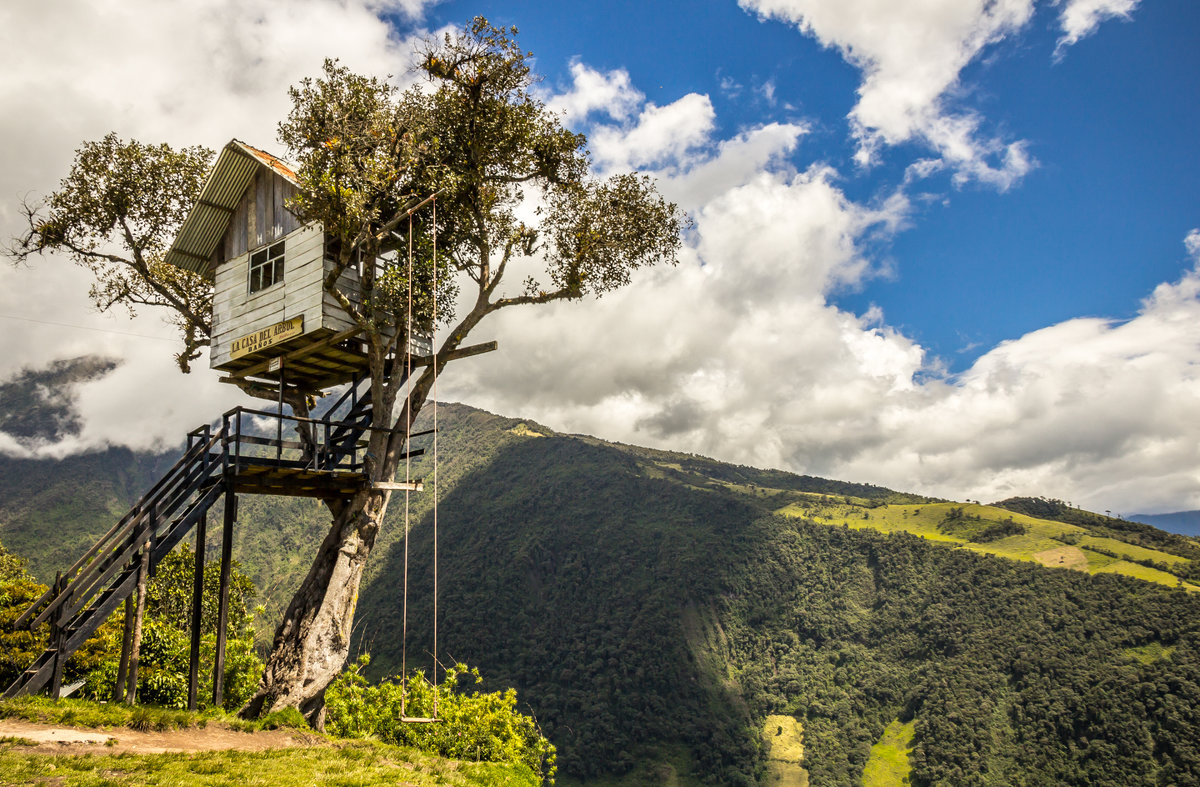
400;196;439;724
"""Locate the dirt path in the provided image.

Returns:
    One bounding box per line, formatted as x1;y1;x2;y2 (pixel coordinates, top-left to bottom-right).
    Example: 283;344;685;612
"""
0;719;329;756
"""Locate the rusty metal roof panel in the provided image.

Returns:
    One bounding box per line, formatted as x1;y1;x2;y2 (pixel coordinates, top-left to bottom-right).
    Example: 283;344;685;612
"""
164;140;299;278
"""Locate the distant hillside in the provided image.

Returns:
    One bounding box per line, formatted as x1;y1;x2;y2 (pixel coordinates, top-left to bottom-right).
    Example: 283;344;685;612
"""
3;382;1200;784
1130;510;1200;537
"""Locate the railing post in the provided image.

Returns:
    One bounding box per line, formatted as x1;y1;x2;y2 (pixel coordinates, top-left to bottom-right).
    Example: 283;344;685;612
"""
49;573;65;700
147;501;158;580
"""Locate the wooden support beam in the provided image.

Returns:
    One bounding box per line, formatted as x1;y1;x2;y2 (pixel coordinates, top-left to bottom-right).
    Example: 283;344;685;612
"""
188;514;207;711
49;574;65;700
114;594;134;702
126;540;152;705
409;340;497;368
213;486;236;708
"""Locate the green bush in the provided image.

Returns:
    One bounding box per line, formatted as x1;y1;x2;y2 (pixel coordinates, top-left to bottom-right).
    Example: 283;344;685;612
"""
326;655;556;783
78;545;264;711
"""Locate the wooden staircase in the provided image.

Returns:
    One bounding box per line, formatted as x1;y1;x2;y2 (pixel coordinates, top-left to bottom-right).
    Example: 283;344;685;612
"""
3;387;380;702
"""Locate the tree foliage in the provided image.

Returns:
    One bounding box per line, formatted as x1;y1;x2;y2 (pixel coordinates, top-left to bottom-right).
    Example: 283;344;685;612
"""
8;135;214;371
71;544;263;710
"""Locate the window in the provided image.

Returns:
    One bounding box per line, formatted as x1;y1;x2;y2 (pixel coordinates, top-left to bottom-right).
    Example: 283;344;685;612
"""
249;240;284;293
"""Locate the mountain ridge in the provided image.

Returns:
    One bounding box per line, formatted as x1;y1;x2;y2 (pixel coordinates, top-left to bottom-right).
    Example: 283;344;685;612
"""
2;363;1200;783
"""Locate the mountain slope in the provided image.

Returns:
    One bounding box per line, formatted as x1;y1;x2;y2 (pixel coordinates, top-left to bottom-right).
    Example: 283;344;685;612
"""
3;397;1200;783
362;409;1200;784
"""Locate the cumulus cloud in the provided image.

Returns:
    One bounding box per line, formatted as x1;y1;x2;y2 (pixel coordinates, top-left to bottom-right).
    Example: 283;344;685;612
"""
1;5;1191;518
1056;0;1141;54
738;0;1039;187
589;93;717;171
440;68;1200;515
544;61;643;123
0;0;425;455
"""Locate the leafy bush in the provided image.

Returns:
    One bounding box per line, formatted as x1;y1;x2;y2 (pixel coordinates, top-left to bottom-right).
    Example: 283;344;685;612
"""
326;656;556;783
79;544;263;711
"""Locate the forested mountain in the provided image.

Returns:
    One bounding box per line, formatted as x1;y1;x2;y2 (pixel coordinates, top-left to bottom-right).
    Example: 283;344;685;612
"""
1131;510;1200;537
2;386;1200;784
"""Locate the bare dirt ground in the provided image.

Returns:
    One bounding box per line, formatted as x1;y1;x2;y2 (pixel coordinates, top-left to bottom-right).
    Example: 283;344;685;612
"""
0;718;329;756
1033;545;1089;571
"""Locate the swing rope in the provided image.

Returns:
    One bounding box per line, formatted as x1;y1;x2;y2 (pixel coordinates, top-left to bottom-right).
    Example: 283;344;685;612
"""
400;197;439;723
401;209;413;718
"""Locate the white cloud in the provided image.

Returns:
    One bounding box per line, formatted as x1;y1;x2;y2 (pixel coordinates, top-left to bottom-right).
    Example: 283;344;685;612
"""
589;94;717;171
0;0;424;455
1;5;1191;520
1184;228;1200;260
545;62;643;123
438;69;1200;515
1056;0;1140;54
739;0;1038;188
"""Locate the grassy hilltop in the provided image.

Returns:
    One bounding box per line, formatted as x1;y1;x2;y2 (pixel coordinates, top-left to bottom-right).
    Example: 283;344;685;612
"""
3;392;1200;784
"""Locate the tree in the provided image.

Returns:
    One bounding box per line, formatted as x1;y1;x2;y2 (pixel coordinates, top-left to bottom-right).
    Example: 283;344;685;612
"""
9;17;685;725
8;136;305;412
244;18;684;724
79;544;263;710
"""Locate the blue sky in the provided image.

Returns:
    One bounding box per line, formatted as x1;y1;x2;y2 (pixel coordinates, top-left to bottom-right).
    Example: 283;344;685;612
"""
419;0;1200;369
0;0;1198;514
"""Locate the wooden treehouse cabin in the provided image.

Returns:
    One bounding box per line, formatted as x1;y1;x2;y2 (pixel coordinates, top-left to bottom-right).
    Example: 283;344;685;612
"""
164;138;429;392
4;140;480;708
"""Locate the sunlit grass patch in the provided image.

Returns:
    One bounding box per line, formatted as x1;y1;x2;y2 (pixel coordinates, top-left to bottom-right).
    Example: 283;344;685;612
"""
1124;642;1177;665
1078;535;1190;566
862;718;915;787
1092;559;1184;586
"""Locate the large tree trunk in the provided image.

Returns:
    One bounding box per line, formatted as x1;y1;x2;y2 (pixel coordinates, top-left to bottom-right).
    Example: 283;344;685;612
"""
241;311;477;725
240;487;391;725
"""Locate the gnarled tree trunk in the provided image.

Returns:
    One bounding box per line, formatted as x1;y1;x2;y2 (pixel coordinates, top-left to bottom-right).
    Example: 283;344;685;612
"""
241;487;391;724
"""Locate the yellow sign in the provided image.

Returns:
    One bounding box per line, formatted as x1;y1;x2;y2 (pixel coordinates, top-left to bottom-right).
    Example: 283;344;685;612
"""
230;316;304;360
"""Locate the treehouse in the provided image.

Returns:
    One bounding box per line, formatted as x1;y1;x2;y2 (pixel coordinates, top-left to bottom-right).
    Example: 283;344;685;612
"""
164;139;428;393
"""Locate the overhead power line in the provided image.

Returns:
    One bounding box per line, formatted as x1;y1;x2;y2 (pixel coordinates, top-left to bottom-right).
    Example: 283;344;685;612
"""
0;312;178;343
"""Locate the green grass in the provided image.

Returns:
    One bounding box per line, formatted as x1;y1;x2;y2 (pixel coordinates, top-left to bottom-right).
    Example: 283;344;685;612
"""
0;696;309;734
775;498;1196;590
1078;535;1191;565
0;743;537;786
0;697;534;786
862;719;915;787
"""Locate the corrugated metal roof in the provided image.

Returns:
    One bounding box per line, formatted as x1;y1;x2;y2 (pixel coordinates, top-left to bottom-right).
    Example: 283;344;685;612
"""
164;140;300;278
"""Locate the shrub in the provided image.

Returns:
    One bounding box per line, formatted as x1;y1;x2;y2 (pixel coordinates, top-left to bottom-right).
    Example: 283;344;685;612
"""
326;656;556;783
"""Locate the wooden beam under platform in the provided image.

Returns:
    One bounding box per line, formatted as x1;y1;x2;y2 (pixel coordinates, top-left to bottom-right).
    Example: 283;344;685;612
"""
410;340;498;368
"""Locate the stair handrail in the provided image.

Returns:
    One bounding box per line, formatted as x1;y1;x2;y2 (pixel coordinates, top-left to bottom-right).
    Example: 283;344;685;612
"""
45;446;224;628
15;428;226;630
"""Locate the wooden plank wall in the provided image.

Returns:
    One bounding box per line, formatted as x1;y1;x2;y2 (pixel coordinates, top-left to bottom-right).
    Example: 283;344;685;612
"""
222;170;299;261
211;224;325;367
208;165;401;370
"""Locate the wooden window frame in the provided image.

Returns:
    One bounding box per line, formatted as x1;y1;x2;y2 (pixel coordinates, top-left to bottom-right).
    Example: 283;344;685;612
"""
248;240;285;294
